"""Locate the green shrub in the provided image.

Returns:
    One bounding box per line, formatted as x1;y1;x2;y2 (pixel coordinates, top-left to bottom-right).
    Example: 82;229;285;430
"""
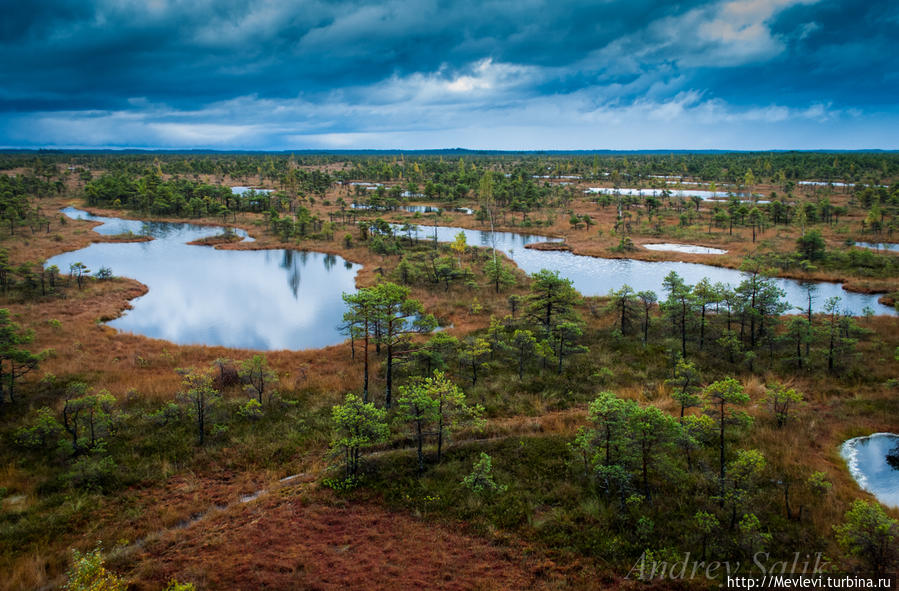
63;545;127;591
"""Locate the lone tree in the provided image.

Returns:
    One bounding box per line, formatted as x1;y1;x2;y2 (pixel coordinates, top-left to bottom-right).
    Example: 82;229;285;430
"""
370;282;436;408
636;290;657;346
527;269;580;331
629;404;680;495
666;356;701;418
396;370;482;471
526;269;586;372
796;229;826;261
0;308;42;406
238;354;277;404
510;329;538;380
662;271;694;359
395;380;439;473
763;383;803;428
331;393;389;479
580;391;635;469
69;262;89;289
342;289;378;402
61;384;117;456
460;336;491;385
834;500;898;576
608;284;638;336
483;258;515;293
176;368;220;446
551;320;587;374
462;452;507;496
703;377;750;494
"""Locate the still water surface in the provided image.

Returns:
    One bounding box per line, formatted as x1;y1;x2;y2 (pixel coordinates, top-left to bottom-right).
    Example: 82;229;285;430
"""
586;187;756;200
841;433;899;509
47;208;360;350
46;209;895;352
642;243;727;255
404;223;894;315
854;242;899;253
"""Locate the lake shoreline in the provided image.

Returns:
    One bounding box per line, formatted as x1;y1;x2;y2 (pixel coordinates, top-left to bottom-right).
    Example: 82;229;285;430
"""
59;200;898;314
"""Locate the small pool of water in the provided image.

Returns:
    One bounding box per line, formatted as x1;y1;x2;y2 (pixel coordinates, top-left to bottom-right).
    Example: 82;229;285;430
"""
231;186;273;196
854;242;899;253
799;181;853;187
351;203;473;215
841;433;899;509
642;243;727;255
586;187;757;201
60;207;255;243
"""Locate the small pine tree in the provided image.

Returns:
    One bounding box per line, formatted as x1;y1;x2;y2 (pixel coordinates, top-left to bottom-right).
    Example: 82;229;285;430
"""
834;500;898;575
331;393;389;479
462;452;507;496
63;545;127;591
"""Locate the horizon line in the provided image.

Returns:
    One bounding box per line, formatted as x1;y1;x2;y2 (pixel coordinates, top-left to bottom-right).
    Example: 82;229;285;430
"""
2;147;899;155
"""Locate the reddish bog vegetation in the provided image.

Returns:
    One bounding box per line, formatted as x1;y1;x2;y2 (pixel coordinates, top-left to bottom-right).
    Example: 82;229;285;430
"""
131;494;566;591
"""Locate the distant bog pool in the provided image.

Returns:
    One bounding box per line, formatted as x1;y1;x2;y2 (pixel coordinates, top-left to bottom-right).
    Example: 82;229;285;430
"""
642;243;727;255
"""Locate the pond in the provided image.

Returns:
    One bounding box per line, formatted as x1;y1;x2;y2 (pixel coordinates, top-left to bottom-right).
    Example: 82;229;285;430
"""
642;243;727;255
231;186;273;196
47;208;361;350
402;223;895;315
351;203;474;215
586;187;757;201
840;433;899;509
798;181;852;187
854;242;899;253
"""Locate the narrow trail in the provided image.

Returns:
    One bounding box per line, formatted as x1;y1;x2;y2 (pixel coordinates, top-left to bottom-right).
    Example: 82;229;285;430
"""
35;474;313;591
36;407;586;590
119;472;315;553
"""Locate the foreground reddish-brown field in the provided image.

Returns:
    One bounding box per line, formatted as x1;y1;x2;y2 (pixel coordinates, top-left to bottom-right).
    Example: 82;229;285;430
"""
129;491;570;591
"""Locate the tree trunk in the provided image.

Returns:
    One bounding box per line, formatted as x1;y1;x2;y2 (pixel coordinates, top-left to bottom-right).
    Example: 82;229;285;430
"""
437;411;444;463
416;418;424;473
643;308;649;346
783;483;793;519
699;305;706;350
386;341;394;409
363;319;370;402
197;401;205;446
642;441;649;494
719;399;726;500
557;334;564;375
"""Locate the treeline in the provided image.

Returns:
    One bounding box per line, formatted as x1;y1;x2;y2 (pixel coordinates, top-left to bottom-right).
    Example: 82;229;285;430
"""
4;151;898;190
595;186;898;278
84;172;282;217
609;266;866;375
0;174;55;236
338;169;560;211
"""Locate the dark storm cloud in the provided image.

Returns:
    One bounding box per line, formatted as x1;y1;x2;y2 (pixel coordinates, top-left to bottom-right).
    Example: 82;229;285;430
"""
0;0;712;108
0;0;896;148
697;0;899;108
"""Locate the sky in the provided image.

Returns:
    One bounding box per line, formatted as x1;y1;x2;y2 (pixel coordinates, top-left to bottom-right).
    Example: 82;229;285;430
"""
1;0;898;151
